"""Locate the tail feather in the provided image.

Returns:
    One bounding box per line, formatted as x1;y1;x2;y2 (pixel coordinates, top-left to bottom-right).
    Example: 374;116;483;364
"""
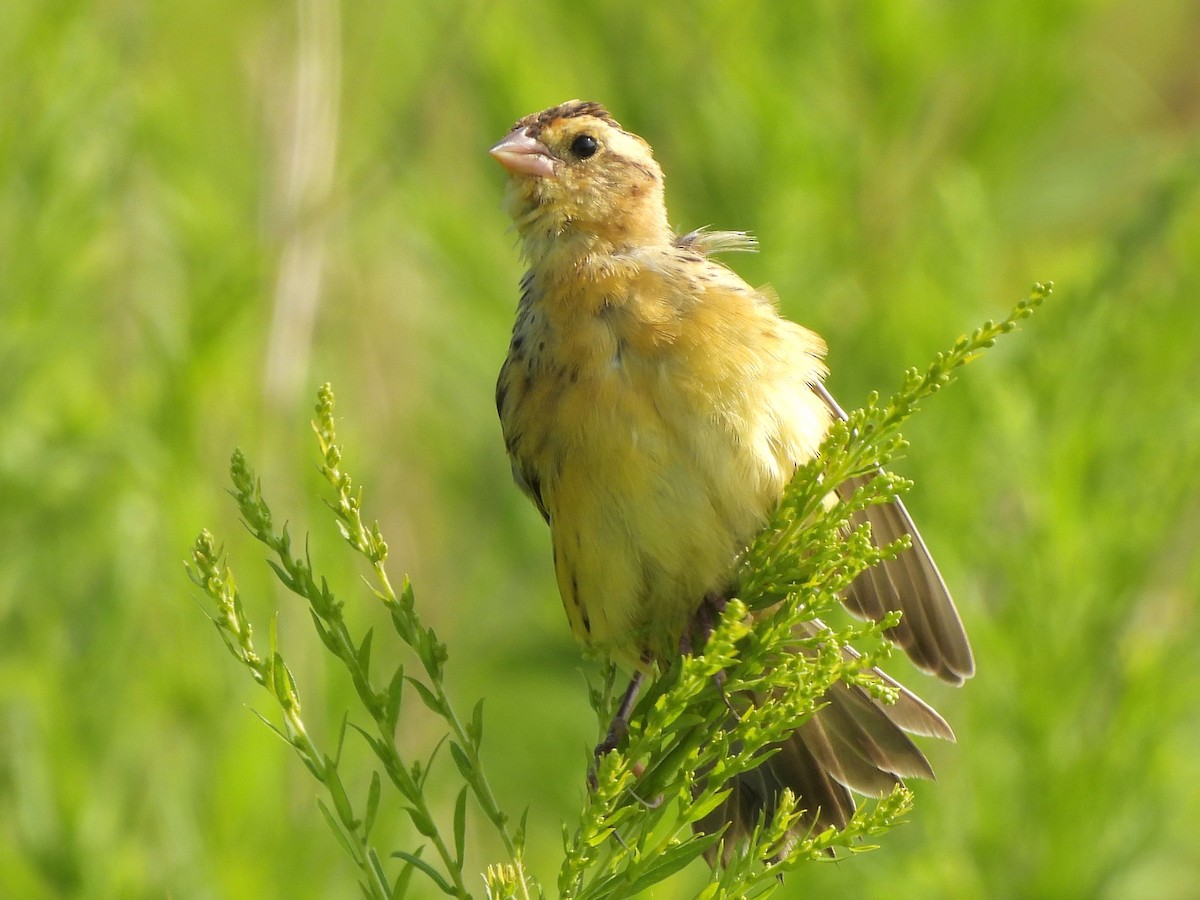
697;625;952;861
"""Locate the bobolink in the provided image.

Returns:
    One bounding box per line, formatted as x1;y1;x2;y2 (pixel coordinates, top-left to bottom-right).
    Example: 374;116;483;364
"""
491;100;972;848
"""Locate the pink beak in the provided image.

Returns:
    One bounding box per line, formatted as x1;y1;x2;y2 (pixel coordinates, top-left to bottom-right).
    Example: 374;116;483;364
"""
489;129;556;178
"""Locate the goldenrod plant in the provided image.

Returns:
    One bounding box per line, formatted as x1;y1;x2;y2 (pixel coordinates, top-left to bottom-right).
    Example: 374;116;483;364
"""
188;286;1047;899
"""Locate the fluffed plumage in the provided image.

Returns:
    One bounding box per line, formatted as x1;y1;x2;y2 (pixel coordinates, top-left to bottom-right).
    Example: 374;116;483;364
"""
491;100;972;853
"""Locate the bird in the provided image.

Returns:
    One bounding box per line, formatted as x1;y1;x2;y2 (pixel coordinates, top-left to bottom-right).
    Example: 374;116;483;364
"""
489;99;973;854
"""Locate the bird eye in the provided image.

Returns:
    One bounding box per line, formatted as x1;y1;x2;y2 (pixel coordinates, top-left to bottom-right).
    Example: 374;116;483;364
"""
569;134;598;159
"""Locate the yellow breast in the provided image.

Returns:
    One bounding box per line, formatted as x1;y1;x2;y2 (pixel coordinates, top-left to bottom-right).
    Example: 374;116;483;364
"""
498;258;829;667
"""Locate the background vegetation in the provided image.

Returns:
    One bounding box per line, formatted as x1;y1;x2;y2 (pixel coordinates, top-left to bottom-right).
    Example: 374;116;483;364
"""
3;0;1199;896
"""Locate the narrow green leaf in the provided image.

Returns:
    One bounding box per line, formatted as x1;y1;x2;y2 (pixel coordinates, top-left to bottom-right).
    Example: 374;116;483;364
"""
685;786;733;824
358;627;375;674
584;826;615;848
391;850;455;896
248;709;291;746
390;846;418;900
345;724;396;777
384;664;405;731
309;609;340;655
325;760;358;830
389;606;416;644
363;771;382;839
265;559;297;593
318;574;340;617
388;844;422;900
448;742;474;784
621;834;722;895
334;711;350;766
271;653;299;709
405;676;444;716
418;734;449;790
470;698;485;746
402;804;436;839
317;797;358;861
516;807;530;850
363;847;391;899
452;787;468;866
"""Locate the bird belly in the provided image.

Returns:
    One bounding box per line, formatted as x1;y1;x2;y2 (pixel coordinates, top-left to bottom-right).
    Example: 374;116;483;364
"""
529;354;809;667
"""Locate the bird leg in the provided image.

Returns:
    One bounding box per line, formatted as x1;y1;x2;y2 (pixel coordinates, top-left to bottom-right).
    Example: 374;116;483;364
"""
682;592;738;716
681;591;729;656
589;592;735;790
589;669;645;789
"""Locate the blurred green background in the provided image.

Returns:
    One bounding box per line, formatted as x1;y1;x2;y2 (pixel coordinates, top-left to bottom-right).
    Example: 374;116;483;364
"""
3;0;1199;897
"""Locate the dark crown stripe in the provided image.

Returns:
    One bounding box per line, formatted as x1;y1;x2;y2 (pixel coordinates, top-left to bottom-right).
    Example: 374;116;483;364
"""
515;100;620;136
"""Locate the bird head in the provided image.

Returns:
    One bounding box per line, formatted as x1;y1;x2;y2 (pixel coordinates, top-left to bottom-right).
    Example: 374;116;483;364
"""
490;100;671;264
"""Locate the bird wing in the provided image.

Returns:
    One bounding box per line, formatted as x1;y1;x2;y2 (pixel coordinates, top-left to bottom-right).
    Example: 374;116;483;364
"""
814;382;975;684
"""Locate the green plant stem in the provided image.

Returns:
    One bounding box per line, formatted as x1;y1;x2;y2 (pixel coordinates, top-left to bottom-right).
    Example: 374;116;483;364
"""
311;386;527;889
225;453;475;898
